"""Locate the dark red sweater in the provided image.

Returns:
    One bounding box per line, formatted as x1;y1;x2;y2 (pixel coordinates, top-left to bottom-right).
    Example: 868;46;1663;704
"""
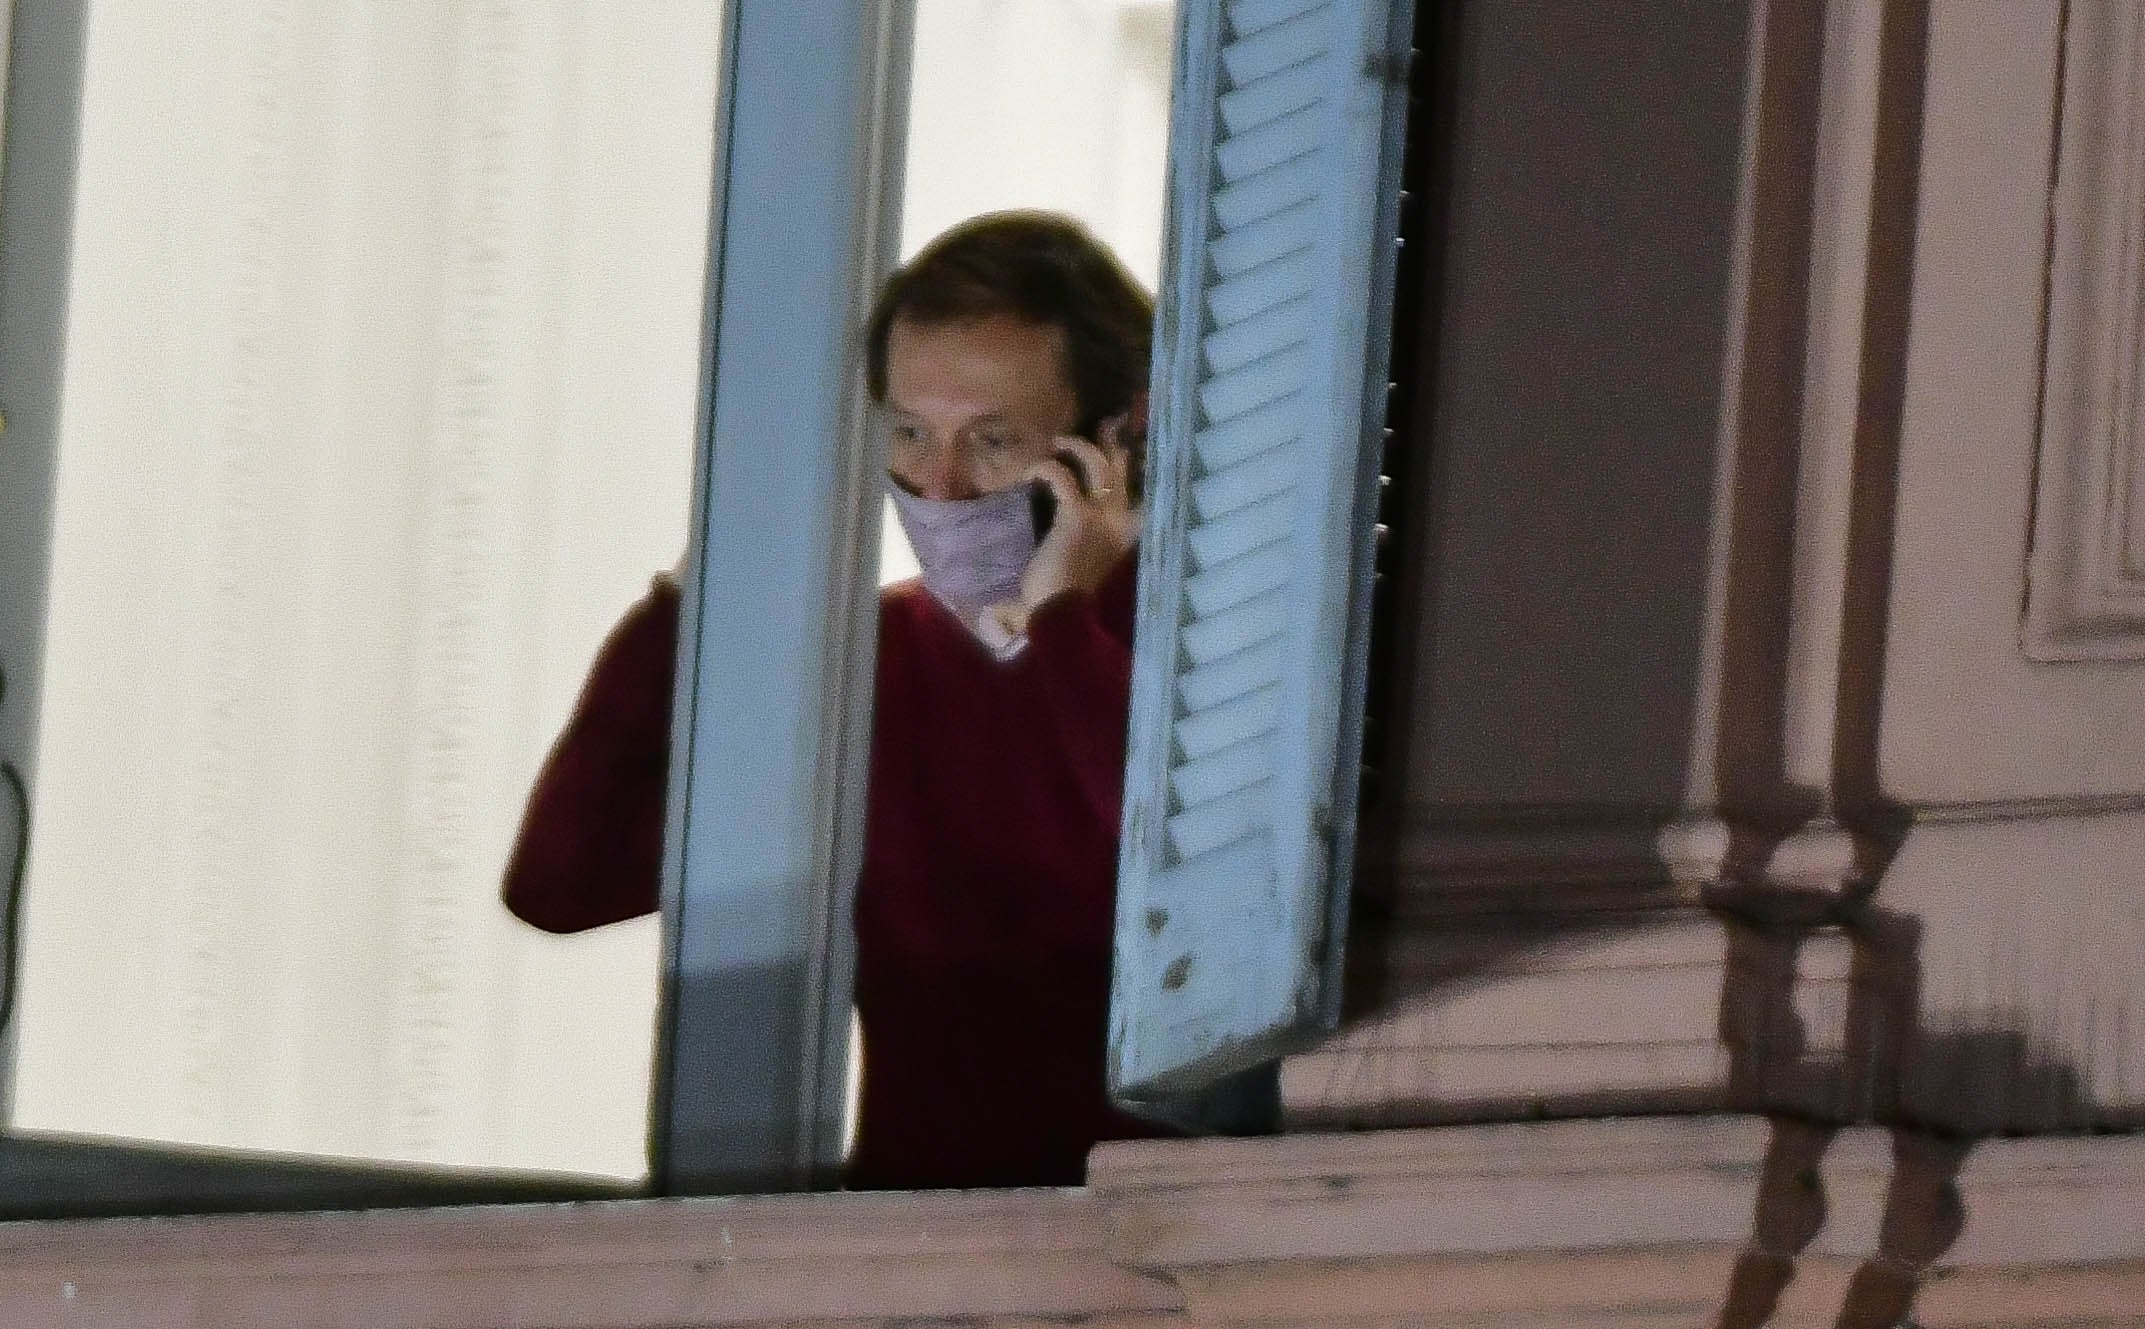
502;555;1168;1189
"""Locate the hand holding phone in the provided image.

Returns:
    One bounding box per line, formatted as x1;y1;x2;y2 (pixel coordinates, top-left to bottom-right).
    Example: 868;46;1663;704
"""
995;414;1143;633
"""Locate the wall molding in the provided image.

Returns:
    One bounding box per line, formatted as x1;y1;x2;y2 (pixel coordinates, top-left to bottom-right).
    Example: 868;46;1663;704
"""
2025;0;2145;661
1377;805;1897;912
1285;901;1878;1130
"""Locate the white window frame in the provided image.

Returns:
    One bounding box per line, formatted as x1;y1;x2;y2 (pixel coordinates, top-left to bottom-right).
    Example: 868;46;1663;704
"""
660;0;1419;1173
0;0;1413;1208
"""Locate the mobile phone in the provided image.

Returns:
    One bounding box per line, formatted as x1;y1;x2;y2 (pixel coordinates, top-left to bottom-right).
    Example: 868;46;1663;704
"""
1034;413;1136;539
1030;479;1057;542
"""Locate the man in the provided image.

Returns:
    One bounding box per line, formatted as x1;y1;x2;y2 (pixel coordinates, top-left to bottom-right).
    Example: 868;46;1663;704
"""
505;212;1164;1188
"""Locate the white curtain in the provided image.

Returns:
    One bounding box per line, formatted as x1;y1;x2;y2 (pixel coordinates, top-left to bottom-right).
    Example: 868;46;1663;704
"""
904;0;1173;275
11;0;1172;1182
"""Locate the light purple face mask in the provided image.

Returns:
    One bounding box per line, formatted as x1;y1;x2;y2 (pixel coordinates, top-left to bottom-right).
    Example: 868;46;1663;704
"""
887;483;1039;650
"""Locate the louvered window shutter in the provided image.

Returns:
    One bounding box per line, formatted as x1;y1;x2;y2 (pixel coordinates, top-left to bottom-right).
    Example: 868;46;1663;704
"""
1110;0;1413;1102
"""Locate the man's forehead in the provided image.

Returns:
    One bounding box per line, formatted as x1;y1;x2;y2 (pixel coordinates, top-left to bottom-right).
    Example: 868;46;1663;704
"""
884;314;1074;410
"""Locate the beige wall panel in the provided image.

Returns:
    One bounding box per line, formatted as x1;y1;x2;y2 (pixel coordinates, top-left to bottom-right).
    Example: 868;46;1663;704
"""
1879;0;2145;805
1358;0;2145;1137
1855;0;2145;1130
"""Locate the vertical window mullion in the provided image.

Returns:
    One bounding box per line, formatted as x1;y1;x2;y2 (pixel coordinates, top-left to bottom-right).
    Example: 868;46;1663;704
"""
657;0;910;1194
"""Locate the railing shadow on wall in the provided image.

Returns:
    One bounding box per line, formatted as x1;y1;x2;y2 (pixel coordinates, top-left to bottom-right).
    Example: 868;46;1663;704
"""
1705;899;2094;1329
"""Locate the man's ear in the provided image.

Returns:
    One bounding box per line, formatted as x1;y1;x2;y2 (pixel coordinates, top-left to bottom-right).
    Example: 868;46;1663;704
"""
1121;390;1151;504
1124;390;1150;446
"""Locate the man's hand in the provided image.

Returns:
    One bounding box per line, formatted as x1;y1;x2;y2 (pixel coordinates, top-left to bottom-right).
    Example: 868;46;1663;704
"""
981;416;1142;644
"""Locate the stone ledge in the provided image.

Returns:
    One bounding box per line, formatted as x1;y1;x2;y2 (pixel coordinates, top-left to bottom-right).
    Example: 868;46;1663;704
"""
0;1116;2138;1327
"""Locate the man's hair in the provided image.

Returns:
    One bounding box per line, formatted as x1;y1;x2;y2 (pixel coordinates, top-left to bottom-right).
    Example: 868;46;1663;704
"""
865;211;1153;442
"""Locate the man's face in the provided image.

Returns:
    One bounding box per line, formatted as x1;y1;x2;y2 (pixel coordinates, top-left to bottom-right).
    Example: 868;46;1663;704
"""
882;313;1080;501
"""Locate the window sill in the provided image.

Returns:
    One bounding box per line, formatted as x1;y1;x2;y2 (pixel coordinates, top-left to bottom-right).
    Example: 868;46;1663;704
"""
2;1115;2141;1327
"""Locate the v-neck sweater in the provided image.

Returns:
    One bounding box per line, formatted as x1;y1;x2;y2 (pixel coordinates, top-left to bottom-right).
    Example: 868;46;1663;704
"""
503;554;1168;1188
